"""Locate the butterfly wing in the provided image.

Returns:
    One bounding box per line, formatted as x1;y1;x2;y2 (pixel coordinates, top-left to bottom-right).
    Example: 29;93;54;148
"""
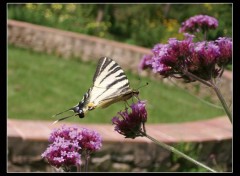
89;57;134;108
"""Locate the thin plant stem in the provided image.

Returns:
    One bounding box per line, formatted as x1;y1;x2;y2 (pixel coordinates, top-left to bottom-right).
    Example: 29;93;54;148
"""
143;122;146;133
183;70;213;87
139;130;217;173
76;163;81;172
167;78;223;109
204;29;207;41
209;80;232;123
84;152;90;172
184;71;232;124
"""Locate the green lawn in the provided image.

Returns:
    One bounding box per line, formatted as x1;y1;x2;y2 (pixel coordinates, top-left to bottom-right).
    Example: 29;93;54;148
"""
7;45;225;124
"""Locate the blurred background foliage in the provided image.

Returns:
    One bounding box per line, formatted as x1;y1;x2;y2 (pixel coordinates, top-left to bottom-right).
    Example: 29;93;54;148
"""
7;3;232;48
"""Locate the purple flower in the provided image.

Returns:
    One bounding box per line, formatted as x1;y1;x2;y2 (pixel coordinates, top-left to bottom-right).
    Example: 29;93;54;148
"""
41;136;81;169
150;43;174;75
215;37;232;66
184;33;195;41
139;54;153;71
179;15;218;33
131;101;147;122
138;34;232;82
148;37;194;78
112;101;147;139
42;125;102;170
185;41;222;80
194;41;220;66
79;128;102;152
152;43;165;55
49;125;82;143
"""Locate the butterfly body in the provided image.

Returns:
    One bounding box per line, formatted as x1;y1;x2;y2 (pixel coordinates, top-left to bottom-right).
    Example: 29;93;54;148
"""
73;87;139;118
54;57;139;121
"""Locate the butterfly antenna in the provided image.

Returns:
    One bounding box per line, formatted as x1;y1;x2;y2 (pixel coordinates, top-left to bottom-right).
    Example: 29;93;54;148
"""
52;114;77;125
52;107;74;118
137;82;149;90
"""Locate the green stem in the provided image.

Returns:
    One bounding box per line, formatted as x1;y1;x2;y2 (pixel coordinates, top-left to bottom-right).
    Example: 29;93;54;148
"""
183;71;213;87
184;71;232;124
209;80;232;123
139;131;217;173
204;29;207;41
76;163;81;172
84;151;90;172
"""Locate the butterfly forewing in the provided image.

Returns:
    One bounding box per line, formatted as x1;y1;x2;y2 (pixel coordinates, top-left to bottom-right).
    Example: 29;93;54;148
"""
93;57;130;89
88;57;133;106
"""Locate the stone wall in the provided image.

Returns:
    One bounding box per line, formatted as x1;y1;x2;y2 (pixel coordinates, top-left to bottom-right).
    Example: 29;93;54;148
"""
7;20;151;75
8;138;232;172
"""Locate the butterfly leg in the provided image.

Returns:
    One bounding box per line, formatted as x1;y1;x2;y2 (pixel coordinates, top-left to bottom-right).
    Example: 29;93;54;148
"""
124;100;130;110
134;93;140;101
129;94;140;105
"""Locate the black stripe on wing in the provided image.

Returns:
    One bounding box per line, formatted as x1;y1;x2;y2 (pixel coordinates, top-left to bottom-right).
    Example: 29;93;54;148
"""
93;57;112;83
99;64;123;84
93;57;130;87
106;76;129;89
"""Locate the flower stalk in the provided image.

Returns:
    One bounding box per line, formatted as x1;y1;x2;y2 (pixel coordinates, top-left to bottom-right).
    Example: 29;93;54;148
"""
183;70;213;87
84;152;90;172
183;70;232;124
209;80;232;123
139;130;217;173
77;163;81;172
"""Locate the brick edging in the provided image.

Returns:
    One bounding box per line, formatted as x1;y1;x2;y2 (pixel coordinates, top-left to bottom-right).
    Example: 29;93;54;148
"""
7;116;232;143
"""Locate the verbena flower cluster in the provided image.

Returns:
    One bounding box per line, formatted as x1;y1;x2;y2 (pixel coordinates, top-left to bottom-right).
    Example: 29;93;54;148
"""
79;128;103;152
112;101;147;139
179;14;218;33
139;35;232;82
41;125;102;170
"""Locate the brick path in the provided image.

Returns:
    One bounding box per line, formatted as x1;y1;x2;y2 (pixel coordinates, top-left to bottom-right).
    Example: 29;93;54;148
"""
7;116;232;143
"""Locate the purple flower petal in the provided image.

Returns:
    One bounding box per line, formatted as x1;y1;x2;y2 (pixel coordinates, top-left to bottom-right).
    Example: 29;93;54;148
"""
179;14;218;33
112;101;147;139
42;125;102;170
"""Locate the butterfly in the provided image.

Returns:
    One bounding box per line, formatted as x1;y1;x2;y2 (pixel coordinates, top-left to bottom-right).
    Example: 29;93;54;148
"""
53;57;139;123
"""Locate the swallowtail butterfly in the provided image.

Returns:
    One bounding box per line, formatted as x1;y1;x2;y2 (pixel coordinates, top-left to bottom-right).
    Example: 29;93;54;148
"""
53;57;139;123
